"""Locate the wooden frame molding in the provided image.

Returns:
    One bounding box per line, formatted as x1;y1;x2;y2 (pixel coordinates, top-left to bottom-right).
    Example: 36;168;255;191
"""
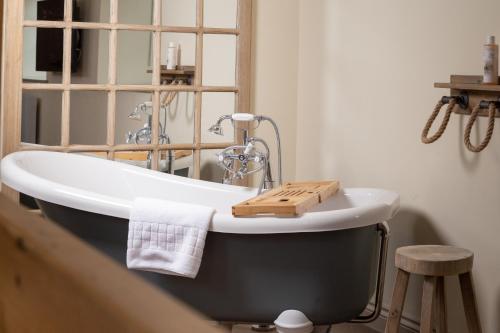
1;0;253;199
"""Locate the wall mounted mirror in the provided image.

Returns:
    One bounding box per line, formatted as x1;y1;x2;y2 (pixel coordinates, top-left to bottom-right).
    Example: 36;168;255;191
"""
18;0;246;184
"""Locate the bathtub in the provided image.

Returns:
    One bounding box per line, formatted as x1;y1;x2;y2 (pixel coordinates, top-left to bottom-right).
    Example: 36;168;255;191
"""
1;151;399;325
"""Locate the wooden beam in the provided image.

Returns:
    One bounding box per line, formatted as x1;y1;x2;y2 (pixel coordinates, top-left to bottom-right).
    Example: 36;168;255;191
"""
0;195;224;333
235;0;252;116
23;20;240;35
233;0;253;186
22;83;238;93
18;142;234;152
1;0;24;201
193;0;205;179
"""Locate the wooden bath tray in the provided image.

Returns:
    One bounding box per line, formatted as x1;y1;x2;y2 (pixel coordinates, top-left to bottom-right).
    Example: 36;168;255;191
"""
232;181;340;217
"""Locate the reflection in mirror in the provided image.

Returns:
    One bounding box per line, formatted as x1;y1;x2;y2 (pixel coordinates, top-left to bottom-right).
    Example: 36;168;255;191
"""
20;0;241;183
204;0;237;28
102;151;155;170
21;90;62;146
159;150;194;177
203;34;236;86
200;149;225;182
24;0;65;21
202;92;235;143
23;27;63;83
163;91;195;144
77;0;111;23
161;33;196;70
117;30;153;85
116;92;154;145
116;91;195;147
162;0;196;27
70;91;107;145
71;29;109;85
117;0;153;25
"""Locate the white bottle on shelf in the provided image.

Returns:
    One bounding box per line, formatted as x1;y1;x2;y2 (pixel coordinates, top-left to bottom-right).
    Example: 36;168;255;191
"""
483;35;498;84
166;42;178;70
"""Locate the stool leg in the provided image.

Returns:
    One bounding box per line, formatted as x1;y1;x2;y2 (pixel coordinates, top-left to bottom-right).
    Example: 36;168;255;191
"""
420;276;436;333
459;272;482;333
435;276;447;333
385;269;410;333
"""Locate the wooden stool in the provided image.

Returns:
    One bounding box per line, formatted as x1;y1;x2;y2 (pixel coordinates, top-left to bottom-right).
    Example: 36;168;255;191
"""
385;245;482;333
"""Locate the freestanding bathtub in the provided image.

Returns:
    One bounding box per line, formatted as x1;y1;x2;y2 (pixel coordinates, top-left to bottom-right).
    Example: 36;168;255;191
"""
1;151;399;325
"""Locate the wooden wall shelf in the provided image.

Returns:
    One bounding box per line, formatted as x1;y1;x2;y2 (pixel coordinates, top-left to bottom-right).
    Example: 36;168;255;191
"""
435;75;500;92
147;66;195;84
435;75;500;117
434;82;500;92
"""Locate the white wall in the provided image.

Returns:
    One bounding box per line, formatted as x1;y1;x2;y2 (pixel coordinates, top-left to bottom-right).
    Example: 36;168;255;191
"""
252;0;299;183
294;1;500;332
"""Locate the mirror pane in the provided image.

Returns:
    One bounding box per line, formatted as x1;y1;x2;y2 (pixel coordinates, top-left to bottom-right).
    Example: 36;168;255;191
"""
202;34;236;86
117;0;153;25
117;30;153;85
204;0;237;28
159;149;194;177
115;91;154;145
24;0;64;21
162;0;196;27
70;91;107;145
71;29;109;84
163;91;195;144
161;33;196;71
23;27;63;83
21;90;62;146
200;149;225;182
75;0;111;23
112;150;154;169
202;92;235;143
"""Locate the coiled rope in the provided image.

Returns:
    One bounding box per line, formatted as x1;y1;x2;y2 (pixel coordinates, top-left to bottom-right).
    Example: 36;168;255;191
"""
464;102;496;153
421;98;457;144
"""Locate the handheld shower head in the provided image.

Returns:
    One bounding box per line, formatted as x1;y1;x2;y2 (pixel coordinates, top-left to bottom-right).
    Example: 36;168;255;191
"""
129;102;150;120
208;114;233;136
208;123;224;136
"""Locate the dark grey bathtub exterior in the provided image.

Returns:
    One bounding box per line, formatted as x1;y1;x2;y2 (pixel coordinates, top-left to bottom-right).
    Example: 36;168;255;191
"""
37;200;380;325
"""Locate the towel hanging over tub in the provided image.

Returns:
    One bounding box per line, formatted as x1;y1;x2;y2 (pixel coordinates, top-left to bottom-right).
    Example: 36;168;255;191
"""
127;197;215;278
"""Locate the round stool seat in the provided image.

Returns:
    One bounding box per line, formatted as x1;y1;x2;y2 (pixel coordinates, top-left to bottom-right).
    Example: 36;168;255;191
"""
396;245;473;276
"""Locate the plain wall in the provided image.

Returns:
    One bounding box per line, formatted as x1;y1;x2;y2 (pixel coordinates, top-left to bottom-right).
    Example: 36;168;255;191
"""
294;0;500;332
251;0;299;183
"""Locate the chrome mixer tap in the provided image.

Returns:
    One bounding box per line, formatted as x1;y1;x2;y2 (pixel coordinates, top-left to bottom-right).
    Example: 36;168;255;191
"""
208;113;282;194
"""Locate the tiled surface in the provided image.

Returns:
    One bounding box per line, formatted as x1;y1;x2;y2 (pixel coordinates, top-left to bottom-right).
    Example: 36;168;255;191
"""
231;323;378;333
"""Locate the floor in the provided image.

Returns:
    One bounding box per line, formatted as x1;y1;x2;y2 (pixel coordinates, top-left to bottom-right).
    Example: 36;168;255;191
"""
231;323;378;333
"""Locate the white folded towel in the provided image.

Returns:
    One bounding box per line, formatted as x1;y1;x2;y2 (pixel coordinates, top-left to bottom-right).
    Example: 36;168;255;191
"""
127;197;215;278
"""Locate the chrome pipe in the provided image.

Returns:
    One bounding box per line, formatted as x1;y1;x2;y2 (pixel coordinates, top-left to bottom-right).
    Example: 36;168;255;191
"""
349;222;390;323
255;116;282;186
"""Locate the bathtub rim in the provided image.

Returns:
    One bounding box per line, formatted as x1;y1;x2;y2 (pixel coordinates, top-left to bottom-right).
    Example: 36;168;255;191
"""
1;151;400;234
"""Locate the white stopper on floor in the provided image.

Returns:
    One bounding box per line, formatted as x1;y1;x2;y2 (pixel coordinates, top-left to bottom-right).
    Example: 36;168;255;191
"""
274;310;313;333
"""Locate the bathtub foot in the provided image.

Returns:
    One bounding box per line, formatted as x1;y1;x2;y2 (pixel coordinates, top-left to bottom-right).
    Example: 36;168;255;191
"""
251;324;275;331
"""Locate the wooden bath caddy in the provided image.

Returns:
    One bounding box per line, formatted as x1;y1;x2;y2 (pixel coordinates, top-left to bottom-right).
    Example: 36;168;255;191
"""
232;181;340;217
